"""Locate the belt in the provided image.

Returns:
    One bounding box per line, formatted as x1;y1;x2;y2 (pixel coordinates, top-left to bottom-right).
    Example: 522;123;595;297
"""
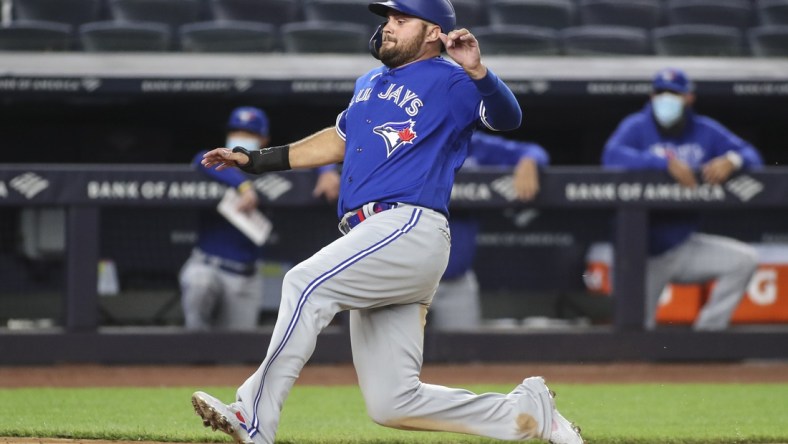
338;202;398;235
193;249;257;277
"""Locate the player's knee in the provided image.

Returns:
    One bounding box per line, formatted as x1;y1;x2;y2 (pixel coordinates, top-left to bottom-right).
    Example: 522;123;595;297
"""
363;392;411;428
281;266;310;295
365;402;403;428
736;246;759;276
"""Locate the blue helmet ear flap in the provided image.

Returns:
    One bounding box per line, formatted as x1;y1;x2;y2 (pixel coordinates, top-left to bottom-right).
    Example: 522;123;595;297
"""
369;22;385;59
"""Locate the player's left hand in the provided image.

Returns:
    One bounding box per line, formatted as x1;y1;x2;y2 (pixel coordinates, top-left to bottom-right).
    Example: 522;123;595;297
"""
202;147;249;171
702;155;736;184
513;157;539;201
439;29;486;80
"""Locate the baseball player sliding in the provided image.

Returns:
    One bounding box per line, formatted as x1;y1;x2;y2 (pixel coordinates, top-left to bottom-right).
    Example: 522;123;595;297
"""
193;1;583;443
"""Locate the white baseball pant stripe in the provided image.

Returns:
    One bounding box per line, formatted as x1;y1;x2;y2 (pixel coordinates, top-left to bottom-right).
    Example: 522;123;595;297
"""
235;205;551;443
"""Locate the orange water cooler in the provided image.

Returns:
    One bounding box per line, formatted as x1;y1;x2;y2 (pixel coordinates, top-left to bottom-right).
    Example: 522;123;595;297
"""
583;242;788;325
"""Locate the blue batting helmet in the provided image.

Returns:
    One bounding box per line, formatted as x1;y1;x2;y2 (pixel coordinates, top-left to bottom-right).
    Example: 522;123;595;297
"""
369;0;456;33
368;0;456;59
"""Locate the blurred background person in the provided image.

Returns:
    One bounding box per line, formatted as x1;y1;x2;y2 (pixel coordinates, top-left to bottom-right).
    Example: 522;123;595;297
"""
430;131;549;330
602;67;764;331
179;106;269;331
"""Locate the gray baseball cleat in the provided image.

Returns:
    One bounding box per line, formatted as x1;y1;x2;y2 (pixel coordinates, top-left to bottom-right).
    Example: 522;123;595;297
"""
543;382;583;444
549;407;584;444
514;377;584;444
191;391;256;444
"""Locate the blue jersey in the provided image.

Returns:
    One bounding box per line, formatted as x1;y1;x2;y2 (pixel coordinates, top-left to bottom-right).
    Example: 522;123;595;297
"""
602;104;763;255
443;133;549;280
193;150;262;264
335;57;521;218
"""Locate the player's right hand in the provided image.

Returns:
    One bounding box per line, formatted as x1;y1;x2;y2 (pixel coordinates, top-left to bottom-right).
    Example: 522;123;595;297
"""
237;187;259;212
667;157;698;188
201;147;250;171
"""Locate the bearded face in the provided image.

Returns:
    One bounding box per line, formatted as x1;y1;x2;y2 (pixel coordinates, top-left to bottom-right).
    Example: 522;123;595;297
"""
378;21;429;68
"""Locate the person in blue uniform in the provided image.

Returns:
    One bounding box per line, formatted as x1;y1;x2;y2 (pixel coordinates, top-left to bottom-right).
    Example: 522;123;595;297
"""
602;67;764;331
431;131;549;330
180;107;340;331
179;106;269;331
191;1;583;443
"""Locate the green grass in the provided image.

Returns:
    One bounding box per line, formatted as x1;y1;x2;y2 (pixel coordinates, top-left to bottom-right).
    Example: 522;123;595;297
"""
1;384;787;443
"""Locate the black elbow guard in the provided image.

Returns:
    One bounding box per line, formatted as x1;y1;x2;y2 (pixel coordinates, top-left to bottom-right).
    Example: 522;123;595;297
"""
232;145;291;174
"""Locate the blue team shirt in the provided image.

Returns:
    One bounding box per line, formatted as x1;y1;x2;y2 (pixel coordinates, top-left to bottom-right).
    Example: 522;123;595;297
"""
335;57;521;218
443;133;549;280
602;103;763;255
193;150;262;264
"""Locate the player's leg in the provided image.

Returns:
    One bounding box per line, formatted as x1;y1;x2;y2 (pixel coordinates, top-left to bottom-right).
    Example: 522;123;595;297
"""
644;248;682;330
179;256;221;330
216;272;264;330
232;206;450;444
429;270;482;330
350;303;554;441
672;233;757;331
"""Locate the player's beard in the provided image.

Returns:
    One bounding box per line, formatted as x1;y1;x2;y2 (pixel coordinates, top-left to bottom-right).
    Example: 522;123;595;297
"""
379;24;428;68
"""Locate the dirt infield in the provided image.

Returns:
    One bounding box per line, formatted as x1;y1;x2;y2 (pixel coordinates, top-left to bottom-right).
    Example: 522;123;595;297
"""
3;361;788;388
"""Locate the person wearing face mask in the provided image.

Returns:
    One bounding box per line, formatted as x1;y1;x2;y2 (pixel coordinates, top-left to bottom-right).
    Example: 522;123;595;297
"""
178;106;270;331
602;67;764;331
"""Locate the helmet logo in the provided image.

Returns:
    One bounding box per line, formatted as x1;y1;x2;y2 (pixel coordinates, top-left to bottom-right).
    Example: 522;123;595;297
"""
238;110;255;122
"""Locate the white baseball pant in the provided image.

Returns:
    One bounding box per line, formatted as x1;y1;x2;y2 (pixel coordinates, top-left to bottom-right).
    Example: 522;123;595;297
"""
645;233;758;330
233;204;553;443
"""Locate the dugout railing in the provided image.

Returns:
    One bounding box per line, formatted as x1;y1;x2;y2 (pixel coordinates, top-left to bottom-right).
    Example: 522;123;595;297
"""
1;165;787;364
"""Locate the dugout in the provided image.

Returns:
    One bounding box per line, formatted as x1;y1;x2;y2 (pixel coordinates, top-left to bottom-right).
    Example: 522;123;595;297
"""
1;54;788;364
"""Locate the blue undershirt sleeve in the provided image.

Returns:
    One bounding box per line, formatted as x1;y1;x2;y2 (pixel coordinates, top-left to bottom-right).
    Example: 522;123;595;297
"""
193;150;249;188
473;69;522;132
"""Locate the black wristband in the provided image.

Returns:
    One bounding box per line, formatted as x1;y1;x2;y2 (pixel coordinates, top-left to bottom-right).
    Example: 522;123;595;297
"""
232;145;291;174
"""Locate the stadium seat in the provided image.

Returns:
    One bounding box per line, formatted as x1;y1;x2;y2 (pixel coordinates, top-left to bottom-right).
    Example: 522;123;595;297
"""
108;0;202;30
487;0;575;29
12;0;103;28
303;0;381;29
578;0;663;29
281;21;369;53
79;20;171;51
748;25;788;56
0;20;72;51
666;0;754;30
653;24;745;56
451;0;485;29
179;21;277;52
209;0;302;26
561;25;652;55
756;0;788;26
473;25;560;55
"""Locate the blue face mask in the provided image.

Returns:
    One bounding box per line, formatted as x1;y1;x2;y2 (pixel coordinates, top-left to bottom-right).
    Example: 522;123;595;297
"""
226;136;260;151
651;93;685;128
